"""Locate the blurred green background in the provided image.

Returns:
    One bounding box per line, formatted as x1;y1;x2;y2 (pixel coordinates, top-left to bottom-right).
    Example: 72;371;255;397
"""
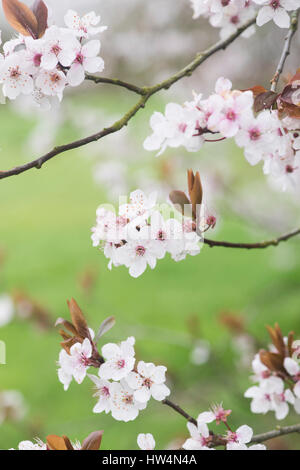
0;89;300;450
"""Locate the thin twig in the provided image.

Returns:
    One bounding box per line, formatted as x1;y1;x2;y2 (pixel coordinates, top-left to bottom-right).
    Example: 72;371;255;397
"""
270;9;300;92
162;399;197;426
85;74;146;95
0;16;256;181
204;228;300;250
251;424;300;444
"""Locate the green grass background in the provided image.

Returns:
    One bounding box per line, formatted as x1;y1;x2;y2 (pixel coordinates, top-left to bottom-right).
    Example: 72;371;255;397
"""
0;91;300;450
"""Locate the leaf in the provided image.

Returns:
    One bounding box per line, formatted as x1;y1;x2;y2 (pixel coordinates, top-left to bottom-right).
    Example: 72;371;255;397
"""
259;350;284;373
254;91;278;113
169;190;191;216
2;0;38;38
46;435;70;451
81;431;104;451
95;316;116;343
67;298;91;340
187;169;203;219
242;85;267;98
32;0;48;38
55;317;78;337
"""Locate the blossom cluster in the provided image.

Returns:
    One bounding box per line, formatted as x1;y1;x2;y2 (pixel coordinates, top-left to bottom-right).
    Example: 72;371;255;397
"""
190;0;299;38
0;8;106;108
245;325;300;420
91;189;207;278
182;405;266;450
144;77;300;191
58;333;171;422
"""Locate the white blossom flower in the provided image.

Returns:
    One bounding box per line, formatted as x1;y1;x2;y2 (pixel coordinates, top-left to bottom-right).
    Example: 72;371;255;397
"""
182;421;214;450
137;433;156;450
254;0;298;28
99;337;135;381
126;361;170;403
110;380;147;422
35;69;67;98
227;442;267;450
40;25;78;70
89;374;111;414
13;439;47;450
64;10;107;38
0;53;34;99
67;40;104;87
57;339;93;389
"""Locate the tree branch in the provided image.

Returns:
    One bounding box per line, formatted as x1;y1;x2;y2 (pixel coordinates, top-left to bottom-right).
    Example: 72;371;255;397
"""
0;16;256;181
85;74;146;95
204;228;300;250
162;399;197;426
270;9;300;92
251;424;300;444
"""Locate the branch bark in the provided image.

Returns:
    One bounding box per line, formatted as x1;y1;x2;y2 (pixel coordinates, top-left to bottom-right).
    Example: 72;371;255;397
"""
0;16;256;181
270;9;300;92
204;228;300;250
251;424;300;444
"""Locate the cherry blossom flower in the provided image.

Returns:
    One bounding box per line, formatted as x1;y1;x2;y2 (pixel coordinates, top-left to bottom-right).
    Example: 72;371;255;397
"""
89;374;112;414
12;439;47;451
197;404;232;425
116;225;166;278
245;376;295;419
254;0;298;28
64;10;107;39
109;380;147;422
126;361;170;403
0;54;34;100
67;40;104;87
182;421;214;450
58;338;93;388
35;69;67;98
137;433;156;450
40;26;78;71
99;337;135;381
284;357;300;410
143;103;204;156
119;190;157;221
225;424;253;446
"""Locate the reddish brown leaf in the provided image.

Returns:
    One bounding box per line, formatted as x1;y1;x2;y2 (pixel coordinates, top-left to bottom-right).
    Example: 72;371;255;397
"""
55;317;78;337
242;85;267;97
46;435;69;451
187;169;203;220
2;0;38;38
32;0;48;38
67;298;91;341
254;91;278;113
169;190;191;216
81;431;104;451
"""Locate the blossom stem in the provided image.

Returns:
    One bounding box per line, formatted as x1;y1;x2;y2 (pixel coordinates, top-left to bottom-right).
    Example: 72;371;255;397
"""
204;228;300;250
270;9;300;92
0;16;256;181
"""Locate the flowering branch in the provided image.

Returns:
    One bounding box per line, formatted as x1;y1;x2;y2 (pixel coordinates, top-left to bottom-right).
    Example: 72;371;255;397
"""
270;9;300;92
204;227;300;250
85;74;145;95
0;16;256;181
162;398;198;426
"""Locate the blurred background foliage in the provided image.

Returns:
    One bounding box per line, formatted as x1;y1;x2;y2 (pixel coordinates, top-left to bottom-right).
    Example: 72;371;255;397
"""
0;0;300;451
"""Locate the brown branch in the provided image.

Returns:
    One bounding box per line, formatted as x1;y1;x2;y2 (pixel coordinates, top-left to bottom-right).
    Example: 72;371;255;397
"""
204;228;300;250
162;398;198;426
270;9;300;92
251;423;300;444
0;16;256;181
85;74;146;95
